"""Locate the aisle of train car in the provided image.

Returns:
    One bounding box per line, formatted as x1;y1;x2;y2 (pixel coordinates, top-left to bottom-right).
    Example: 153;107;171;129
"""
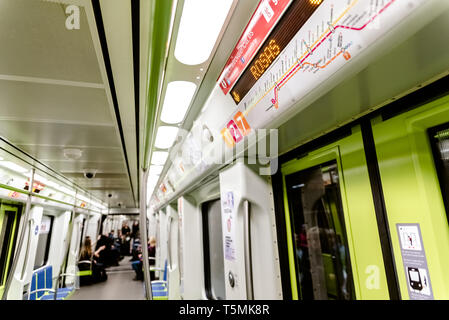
70;261;145;300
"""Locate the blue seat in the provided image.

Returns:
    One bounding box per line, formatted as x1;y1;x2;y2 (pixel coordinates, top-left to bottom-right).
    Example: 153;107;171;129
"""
28;266;75;300
150;260;168;300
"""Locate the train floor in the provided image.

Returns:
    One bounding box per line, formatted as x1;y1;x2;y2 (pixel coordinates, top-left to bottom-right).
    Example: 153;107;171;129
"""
69;259;145;300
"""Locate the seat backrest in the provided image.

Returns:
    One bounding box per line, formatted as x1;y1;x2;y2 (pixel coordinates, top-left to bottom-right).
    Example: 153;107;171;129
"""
162;260;168;282
30;265;53;300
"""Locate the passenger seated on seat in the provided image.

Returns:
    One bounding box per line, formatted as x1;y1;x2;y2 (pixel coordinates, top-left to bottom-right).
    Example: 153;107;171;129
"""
121;222;132;256
96;234;121;267
79;236;108;285
131;237;156;281
130;239;141;262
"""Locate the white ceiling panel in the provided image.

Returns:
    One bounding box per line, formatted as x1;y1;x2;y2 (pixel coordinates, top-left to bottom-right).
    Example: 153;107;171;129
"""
46;160;126;173
0;120;120;148
15;144;124;162
0;80;112;124
0;0;102;83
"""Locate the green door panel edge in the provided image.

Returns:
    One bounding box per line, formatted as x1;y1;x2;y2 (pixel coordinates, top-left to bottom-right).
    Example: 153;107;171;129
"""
372;93;449;299
280;126;390;300
142;0;176;169
0;204;19;297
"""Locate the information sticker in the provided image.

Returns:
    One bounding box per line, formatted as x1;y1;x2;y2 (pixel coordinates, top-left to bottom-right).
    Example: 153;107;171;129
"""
396;224;433;300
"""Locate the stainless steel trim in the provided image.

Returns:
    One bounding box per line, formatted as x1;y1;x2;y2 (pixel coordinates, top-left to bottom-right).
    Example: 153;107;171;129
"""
243;200;253;300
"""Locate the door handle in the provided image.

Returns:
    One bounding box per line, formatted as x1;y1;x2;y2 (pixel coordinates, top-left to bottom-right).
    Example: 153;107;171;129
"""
243;200;253;300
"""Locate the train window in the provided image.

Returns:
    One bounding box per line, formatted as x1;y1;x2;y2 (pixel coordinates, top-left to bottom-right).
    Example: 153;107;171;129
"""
285;161;355;300
33;215;54;269
429;124;449;223
201;199;226;300
0;206;21;287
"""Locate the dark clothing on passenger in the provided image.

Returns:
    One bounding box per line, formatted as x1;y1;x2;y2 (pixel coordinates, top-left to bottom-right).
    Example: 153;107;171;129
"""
132;244;156;281
96;235;120;267
78;252;107;285
132;223;139;238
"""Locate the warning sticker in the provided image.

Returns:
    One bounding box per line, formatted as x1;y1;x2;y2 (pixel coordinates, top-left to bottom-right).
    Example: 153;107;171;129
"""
397;224;433;300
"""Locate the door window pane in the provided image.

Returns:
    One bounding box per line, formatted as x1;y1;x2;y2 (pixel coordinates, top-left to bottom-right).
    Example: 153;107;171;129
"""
430;125;449;223
34;215;54;269
285;161;355;300
202;199;226;300
0;208;20;286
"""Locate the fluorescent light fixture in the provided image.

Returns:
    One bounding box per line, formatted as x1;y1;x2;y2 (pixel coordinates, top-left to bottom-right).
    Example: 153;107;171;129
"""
92;201;107;210
0;161;28;173
151;151;169;166
45;180;60;190
175;0;234;65
147;172;160;199
78;194;90;203
148;176;159;188
155;126;179;149
60;186;76;197
33;174;48;184
160;81;197;124
150;165;164;175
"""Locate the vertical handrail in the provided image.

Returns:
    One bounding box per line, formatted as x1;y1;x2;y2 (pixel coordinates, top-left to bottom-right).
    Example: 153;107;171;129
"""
19;218;35;281
167;216;172;270
140;168;153;300
91;210;103;268
2;169;35;300
243;200;254;300
54;192;77;300
82;202;91;249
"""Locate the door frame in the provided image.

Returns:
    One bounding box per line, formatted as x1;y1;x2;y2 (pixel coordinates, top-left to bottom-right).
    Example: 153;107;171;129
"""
0;203;21;297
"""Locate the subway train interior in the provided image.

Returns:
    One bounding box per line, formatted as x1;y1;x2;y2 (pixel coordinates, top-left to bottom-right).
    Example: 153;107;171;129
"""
1;0;449;304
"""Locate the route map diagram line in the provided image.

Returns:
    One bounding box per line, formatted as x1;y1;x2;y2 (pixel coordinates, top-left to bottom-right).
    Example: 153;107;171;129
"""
242;0;396;117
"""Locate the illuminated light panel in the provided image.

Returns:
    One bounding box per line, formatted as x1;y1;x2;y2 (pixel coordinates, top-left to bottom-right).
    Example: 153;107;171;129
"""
151;151;169;166
175;0;234;65
0;161;28;173
150;165;164;175
160;81;197;124
60;186;76;197
250;40;281;81
45;181;60;189
147;173;160;202
155;126;179;149
78;194;90;203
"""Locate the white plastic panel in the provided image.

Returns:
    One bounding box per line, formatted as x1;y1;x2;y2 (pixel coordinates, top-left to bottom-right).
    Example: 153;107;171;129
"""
65;214;84;286
7;206;43;300
166;205;181;300
46;211;71;283
219;160;282;300
178;196;204;299
157;209;168;281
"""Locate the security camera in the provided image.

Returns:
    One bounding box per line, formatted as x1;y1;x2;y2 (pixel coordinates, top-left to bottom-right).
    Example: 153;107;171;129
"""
83;169;97;179
108;194;113;198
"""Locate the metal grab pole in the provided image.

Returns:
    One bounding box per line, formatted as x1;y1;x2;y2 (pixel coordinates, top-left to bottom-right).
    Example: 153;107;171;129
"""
140;168;153;300
55;192;77;300
2;169;35;300
20;219;35;281
243;200;253;300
